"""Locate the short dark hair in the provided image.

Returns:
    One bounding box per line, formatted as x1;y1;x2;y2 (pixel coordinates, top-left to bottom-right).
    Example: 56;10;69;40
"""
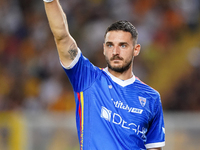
105;20;138;43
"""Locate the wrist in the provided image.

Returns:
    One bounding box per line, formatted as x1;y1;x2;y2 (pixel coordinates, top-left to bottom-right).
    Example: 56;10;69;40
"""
43;0;54;2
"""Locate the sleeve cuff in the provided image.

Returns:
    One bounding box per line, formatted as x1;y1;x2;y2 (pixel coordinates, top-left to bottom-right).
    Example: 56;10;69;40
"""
145;142;165;149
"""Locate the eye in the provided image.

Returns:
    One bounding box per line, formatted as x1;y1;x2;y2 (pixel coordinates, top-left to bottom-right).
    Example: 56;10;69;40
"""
121;44;126;48
121;44;127;48
106;43;113;48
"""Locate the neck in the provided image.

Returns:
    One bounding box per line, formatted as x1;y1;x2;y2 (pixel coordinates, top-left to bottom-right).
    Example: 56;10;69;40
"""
107;67;133;80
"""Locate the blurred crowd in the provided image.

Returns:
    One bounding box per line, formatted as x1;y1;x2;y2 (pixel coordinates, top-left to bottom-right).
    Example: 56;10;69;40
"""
166;46;200;111
0;0;200;112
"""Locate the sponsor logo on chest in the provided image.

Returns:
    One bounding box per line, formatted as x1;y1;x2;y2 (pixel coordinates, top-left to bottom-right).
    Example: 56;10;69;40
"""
112;99;143;114
100;106;147;139
111;96;147;114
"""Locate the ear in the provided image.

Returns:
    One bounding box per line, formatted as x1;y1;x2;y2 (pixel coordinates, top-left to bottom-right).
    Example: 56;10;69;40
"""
133;44;141;56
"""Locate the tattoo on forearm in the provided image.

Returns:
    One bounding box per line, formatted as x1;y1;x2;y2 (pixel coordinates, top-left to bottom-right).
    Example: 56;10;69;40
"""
68;44;78;60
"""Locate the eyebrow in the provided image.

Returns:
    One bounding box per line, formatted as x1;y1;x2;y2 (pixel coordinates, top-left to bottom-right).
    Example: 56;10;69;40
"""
105;41;129;45
105;42;113;46
119;42;129;45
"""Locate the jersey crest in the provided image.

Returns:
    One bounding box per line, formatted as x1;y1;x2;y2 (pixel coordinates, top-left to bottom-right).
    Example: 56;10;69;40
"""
138;96;146;107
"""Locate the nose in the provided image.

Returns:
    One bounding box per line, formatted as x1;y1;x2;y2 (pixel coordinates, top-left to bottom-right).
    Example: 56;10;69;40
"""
112;46;120;55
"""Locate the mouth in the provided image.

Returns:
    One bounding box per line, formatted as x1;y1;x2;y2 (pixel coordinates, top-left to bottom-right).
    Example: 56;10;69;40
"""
112;59;122;63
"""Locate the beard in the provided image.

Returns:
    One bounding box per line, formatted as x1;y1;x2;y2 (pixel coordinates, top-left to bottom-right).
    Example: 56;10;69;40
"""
105;55;133;73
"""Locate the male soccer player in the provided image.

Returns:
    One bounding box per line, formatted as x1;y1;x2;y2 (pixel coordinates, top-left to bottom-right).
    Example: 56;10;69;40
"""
43;0;165;149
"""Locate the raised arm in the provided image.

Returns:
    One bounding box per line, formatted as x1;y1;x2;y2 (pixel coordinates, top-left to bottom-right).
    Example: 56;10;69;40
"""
44;0;78;67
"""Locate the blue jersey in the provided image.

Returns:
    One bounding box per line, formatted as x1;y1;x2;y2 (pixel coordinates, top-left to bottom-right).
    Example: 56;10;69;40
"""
62;49;165;150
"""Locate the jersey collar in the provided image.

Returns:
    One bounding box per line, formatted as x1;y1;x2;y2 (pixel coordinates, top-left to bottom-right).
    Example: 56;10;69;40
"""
103;67;136;87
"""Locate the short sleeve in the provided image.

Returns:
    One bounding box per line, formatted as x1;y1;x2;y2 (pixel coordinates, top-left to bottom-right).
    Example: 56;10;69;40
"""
145;96;165;149
62;49;101;92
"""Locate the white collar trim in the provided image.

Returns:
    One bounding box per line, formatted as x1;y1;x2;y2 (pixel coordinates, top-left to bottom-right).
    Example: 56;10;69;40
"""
103;67;135;87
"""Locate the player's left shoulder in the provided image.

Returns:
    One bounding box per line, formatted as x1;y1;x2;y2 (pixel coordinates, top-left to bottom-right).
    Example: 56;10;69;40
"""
135;77;159;93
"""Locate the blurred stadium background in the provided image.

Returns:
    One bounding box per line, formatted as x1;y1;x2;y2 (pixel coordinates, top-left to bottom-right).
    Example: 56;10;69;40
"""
0;0;200;149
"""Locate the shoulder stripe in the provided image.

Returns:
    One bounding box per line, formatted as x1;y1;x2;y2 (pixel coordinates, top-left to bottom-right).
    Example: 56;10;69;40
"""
77;92;84;150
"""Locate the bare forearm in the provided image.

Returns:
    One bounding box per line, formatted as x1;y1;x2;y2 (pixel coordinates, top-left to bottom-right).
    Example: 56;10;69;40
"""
44;0;78;67
44;0;69;40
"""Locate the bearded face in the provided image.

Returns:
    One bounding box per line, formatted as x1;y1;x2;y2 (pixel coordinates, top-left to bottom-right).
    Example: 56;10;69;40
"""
105;53;133;73
104;30;140;74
